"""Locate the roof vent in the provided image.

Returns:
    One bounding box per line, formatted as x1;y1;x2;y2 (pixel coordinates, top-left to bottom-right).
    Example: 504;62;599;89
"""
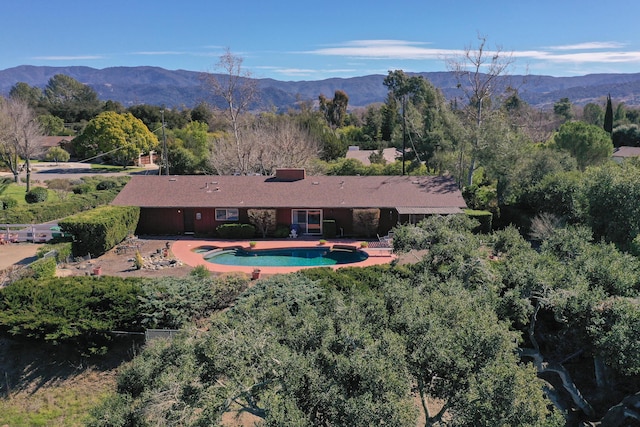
169;178;177;182
312;181;319;185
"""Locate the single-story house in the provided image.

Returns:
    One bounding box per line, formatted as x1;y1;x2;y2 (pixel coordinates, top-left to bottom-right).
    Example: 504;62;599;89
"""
612;146;640;163
111;168;467;237
35;136;74;159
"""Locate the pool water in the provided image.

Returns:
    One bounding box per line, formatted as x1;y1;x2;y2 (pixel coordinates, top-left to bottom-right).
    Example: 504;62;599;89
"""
203;247;368;267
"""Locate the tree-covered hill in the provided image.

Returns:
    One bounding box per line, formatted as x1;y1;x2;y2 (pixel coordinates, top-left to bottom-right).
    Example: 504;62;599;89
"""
2;65;640;110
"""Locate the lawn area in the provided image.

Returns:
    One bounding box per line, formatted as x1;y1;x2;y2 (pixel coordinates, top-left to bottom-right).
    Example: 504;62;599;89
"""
0;178;59;207
0;376;113;427
90;164;146;173
0;177;27;206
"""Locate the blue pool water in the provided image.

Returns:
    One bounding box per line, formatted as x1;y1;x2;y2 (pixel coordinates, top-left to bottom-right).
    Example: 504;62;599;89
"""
202;247;368;267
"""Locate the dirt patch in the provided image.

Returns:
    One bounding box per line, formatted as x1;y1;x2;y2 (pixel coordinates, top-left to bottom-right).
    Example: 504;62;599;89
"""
0;243;39;270
57;237;194;279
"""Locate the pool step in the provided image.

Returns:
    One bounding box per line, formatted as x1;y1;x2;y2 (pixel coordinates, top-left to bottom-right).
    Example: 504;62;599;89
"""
202;248;225;258
331;244;358;252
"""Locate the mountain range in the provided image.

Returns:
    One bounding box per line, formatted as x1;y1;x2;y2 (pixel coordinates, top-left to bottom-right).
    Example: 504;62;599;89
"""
1;65;640;111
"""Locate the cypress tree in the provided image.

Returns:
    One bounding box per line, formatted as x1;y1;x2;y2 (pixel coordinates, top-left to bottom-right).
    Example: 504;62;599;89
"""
604;93;613;134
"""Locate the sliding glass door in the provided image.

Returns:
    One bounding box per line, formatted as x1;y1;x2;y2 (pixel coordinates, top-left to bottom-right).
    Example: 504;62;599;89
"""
292;209;322;235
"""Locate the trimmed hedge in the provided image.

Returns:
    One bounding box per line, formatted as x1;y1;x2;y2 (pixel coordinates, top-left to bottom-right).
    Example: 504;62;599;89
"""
60;206;140;257
2;190;121;224
464;209;493;233
25;186;49;204
216;223;256;238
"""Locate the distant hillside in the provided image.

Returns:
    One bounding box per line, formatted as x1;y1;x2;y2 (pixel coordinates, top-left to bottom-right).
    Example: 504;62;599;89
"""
2;65;640;111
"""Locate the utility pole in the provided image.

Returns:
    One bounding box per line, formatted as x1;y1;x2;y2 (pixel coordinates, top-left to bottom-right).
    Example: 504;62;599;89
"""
401;95;406;176
161;110;168;175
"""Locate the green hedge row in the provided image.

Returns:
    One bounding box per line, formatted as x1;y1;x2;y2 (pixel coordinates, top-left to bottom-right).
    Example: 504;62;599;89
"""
0;274;250;353
0;276;143;353
60;206;140;257
216;223;256;238
1;190;121;223
464;209;493;233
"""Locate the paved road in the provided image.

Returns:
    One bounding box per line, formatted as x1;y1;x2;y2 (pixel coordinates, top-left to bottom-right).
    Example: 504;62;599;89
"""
1;162;159;182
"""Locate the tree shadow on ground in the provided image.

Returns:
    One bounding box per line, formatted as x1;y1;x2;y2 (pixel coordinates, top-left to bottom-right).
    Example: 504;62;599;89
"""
0;335;143;397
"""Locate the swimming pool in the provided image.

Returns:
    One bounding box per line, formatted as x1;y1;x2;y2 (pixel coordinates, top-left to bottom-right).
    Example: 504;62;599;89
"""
202;246;368;267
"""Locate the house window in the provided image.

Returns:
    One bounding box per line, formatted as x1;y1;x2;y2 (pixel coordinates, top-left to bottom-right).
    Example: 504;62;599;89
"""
215;208;239;221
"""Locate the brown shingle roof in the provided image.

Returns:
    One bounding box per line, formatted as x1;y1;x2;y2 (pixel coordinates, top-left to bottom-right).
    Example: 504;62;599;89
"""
111;174;467;210
613;146;640;158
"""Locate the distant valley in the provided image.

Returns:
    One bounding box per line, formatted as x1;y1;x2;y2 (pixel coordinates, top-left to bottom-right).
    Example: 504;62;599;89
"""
1;65;640;111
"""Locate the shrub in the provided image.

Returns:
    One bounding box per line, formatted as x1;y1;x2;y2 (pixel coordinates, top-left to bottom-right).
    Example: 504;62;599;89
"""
24;186;49;204
0;196;17;210
37;242;73;263
274;224;290;238
0;276;144;351
138;275;249;329
190;265;210;278
44;146;70;163
352;208;380;237
97;180;118;190
73;183;95;194
216;223;256;239
134;251;144;270
28;256;57;279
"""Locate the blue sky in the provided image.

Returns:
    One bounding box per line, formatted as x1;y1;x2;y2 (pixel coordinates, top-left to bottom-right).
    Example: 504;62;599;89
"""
3;0;640;81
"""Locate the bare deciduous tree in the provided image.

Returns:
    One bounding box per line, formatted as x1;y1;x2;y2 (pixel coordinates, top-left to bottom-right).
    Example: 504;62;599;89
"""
0;97;45;190
202;49;258;175
447;34;514;187
209;115;321;176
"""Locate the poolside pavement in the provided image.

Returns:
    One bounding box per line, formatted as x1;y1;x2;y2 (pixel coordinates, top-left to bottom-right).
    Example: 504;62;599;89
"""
170;237;396;276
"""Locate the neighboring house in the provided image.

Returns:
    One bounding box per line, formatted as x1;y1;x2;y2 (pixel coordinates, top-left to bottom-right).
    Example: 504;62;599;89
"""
111;168;467;237
36;136;74;158
345;146;399;166
612;146;640;163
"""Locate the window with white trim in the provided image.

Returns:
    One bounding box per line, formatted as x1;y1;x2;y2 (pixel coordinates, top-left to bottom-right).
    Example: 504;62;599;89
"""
215;208;239;221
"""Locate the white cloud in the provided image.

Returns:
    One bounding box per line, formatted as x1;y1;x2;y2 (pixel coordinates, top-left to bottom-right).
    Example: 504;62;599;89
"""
133;51;185;56
32;55;103;61
302;39;640;69
517;50;640;64
305;40;461;60
546;41;626;51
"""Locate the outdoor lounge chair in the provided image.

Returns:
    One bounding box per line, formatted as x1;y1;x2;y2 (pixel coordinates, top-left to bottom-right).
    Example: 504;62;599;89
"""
377;231;393;246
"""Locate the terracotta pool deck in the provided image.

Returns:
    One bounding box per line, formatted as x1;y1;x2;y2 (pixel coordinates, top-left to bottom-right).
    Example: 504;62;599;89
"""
170;237;395;275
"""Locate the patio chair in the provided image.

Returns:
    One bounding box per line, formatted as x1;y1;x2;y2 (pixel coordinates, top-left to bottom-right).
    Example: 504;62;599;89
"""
377;233;393;247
